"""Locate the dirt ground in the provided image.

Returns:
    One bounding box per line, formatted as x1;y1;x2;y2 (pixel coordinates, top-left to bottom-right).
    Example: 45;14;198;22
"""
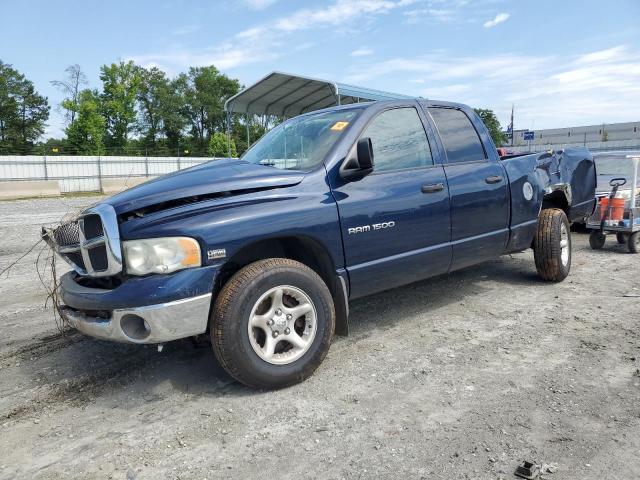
0;196;638;480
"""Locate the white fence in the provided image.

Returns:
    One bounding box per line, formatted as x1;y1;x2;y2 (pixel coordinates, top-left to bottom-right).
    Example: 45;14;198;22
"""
0;156;226;193
510;139;640;154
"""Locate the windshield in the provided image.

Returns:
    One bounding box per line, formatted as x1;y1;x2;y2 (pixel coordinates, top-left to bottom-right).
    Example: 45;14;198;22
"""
242;108;361;170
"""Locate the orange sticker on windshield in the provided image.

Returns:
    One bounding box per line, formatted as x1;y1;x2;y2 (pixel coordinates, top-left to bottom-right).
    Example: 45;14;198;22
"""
330;121;349;131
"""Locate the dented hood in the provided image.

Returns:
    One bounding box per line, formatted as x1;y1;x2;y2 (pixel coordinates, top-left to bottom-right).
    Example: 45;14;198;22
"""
104;159;304;215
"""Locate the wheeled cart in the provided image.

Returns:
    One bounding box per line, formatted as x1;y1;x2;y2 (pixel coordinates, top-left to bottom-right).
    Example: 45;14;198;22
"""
588;155;640;253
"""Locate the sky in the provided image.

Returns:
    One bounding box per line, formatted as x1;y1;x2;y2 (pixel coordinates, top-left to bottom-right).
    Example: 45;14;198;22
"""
1;0;639;139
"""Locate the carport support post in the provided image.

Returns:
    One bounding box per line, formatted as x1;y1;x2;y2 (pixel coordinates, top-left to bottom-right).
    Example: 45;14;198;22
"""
226;110;233;159
246;114;250;149
97;155;103;193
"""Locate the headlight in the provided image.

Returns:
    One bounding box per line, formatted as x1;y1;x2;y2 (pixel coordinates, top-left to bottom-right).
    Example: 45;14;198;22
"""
123;237;201;275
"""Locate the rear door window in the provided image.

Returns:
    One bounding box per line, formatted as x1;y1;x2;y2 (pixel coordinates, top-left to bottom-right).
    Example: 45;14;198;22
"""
430;108;486;164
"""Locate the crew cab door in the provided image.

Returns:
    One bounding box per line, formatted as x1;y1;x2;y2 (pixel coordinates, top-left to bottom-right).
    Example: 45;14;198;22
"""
428;106;510;270
331;105;451;299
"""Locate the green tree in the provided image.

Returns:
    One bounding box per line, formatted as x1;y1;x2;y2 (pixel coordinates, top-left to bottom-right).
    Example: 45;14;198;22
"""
137;66;167;151
208;131;236;157
100;60;141;151
474;108;506;146
13;80;50;151
64;89;106;155
51;64;88;125
161;76;188;153
231;115;270;156
180;66;240;153
0;61;49;154
137;66;187;154
0;61;20;150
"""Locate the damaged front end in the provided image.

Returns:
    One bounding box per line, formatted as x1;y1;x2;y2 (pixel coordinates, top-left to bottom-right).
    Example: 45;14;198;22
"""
42;203;123;278
42;203;216;344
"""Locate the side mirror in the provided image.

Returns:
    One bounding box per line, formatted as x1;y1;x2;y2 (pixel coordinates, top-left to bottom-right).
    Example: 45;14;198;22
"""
340;137;375;180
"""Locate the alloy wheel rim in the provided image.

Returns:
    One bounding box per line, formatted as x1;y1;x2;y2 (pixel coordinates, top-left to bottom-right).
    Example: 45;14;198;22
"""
247;285;317;365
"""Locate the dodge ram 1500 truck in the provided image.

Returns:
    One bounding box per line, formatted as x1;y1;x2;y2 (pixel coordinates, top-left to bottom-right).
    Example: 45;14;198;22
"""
43;99;596;389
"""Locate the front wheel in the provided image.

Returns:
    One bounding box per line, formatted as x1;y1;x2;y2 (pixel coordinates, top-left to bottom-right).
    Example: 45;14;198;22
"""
210;258;335;389
533;208;572;282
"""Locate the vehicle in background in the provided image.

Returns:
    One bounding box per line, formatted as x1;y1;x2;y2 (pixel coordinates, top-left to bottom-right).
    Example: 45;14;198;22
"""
588;152;640;252
43;99;596;389
496;147;516;157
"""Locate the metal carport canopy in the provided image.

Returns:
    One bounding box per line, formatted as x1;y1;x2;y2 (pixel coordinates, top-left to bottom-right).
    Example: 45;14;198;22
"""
224;71;414;118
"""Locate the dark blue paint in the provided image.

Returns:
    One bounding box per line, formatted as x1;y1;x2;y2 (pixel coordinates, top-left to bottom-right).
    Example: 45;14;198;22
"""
60;265;220;311
61;99;596;314
331;164;451;298
104;158;305;215
442;161;510;269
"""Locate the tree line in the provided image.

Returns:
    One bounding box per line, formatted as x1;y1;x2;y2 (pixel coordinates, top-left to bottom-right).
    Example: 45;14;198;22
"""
0;59;506;157
0;60;272;157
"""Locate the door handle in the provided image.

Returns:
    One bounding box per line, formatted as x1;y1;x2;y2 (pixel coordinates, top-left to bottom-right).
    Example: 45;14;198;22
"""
485;175;503;184
421;183;444;193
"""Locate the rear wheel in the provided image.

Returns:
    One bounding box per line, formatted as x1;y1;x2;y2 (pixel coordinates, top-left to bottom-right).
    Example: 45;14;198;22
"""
628;232;640;254
589;230;606;250
210;258;335;389
534;208;571;282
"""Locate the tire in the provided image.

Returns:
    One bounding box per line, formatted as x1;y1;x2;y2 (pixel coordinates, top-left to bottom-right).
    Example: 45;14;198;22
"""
589;230;606;250
210;258;335;389
534;208;572;282
628;232;640;254
616;232;627;244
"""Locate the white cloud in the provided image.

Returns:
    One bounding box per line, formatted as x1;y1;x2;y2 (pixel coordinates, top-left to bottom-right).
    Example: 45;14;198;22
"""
345;52;546;84
403;0;501;25
483;12;510;28
575;45;627;64
130;0;417;72
131;45;280;72
343;45;640;129
404;8;456;23
241;0;278;10
271;0;414;33
351;47;374;57
171;25;200;36
422;83;472;97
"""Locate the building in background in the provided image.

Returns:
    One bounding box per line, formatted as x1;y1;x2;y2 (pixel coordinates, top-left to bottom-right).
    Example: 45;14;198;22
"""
506;121;640;147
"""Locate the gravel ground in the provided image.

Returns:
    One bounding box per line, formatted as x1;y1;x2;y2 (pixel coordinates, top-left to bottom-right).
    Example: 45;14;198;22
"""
0;196;639;480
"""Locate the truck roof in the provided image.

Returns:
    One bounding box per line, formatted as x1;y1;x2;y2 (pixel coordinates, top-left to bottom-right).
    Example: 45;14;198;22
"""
294;98;471;118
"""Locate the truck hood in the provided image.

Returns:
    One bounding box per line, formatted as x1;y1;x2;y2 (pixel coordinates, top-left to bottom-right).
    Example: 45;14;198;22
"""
104;159;304;215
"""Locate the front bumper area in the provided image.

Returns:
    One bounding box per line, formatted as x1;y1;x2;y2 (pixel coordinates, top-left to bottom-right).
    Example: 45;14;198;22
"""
58;265;219;344
62;293;212;344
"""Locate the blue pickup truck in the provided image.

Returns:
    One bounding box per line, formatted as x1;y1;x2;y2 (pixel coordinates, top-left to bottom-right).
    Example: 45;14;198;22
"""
44;99;596;388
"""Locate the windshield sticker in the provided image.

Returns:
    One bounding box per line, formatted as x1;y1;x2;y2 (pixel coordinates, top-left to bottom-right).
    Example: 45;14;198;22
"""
330;121;349;131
